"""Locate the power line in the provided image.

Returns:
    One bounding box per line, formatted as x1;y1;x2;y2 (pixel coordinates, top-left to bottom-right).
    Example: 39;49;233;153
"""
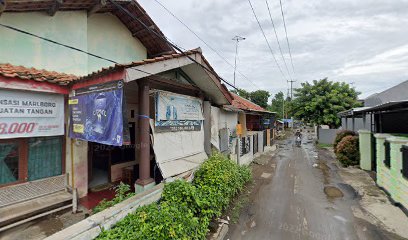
247;0;288;82
279;0;295;75
110;0;239;89
0;22;236;90
265;0;292;81
151;0;259;88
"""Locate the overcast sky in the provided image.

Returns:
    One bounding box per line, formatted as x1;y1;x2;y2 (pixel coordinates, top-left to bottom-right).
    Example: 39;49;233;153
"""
139;0;408;99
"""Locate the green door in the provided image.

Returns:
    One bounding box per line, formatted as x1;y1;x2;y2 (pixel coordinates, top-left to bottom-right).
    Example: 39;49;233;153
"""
28;137;62;181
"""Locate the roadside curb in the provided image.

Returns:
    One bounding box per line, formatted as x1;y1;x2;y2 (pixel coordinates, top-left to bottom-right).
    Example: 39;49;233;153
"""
209;223;229;240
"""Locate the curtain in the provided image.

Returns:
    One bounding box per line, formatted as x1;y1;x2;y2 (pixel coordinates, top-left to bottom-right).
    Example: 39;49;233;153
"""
28;137;62;181
0;143;18;185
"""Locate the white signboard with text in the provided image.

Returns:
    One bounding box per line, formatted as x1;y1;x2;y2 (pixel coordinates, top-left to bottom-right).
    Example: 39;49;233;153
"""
0;89;64;139
156;91;204;121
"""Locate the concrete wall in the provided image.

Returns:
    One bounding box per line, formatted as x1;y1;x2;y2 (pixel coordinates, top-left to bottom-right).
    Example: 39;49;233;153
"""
238;135;254;166
375;134;408;210
46;183;164;240
248;131;264;154
238;112;247;136
359;130;372;171
65;137;88;198
87;13;147;74
203;101;212;156
341;115;372;132
0;12;88;75
317;128;338;145
0;12;147;75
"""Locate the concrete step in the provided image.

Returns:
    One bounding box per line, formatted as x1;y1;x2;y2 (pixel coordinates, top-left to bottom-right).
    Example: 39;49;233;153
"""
0;191;72;230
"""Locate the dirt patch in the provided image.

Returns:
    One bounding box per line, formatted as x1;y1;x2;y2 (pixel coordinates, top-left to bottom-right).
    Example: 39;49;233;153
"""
223;149;278;226
318;161;330;184
324;186;344;199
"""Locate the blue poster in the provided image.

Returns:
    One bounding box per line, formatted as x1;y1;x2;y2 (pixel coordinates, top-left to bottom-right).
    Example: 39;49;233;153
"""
69;81;125;146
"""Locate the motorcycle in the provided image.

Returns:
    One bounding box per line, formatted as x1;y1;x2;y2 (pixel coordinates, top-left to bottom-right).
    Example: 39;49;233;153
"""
295;136;302;147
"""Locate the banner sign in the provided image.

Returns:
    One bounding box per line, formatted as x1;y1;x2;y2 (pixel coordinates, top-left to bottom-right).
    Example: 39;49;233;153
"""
69;80;128;146
0;89;64;139
155;91;203;132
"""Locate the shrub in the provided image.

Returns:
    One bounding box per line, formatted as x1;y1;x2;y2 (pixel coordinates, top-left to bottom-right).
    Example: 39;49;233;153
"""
93;182;135;213
334;130;356;153
193;152;251;218
96;152;252;240
161;179;201;215
97;202;209;240
336;135;360;167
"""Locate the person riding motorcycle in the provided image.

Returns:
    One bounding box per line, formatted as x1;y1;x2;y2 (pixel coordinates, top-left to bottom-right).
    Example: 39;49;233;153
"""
295;130;302;146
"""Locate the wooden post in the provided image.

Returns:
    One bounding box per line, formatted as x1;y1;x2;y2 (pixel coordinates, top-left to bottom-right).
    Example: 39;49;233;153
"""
135;79;154;187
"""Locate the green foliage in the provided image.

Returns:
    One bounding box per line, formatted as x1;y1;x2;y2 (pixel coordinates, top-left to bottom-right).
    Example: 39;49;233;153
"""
268;91;292;119
97;202;208;240
232;89;270;109
193;152;252;219
96;152;252;240
93;182;135;214
249;90;270;109
317;143;333;148
333;130;356;153
161;180;201;216
291;78;361;128
336;135;360;167
231;88;251;100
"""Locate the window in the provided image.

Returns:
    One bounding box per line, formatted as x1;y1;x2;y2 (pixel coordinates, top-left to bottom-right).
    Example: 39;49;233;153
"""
384;141;391;168
0;142;20;185
401;146;408;179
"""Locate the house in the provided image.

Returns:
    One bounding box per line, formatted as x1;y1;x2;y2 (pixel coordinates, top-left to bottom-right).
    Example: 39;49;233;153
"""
229;93;276;165
0;0;233;230
338;80;408;132
0;64;74;232
338;80;408;213
68;48;233;196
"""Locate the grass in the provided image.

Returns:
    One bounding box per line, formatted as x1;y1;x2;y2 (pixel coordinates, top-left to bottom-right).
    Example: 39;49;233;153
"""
317;143;333;148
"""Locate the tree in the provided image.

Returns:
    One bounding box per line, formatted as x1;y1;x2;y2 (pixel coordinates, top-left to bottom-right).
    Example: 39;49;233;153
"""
249;90;270;109
232;89;270;109
291;78;360;128
268;91;285;119
231;89;251;99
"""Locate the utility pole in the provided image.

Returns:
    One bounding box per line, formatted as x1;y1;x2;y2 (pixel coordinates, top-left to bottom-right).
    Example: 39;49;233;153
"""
288;79;296;100
232;35;245;87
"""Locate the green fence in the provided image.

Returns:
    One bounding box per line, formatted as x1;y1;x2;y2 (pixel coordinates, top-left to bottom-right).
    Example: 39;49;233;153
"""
375;134;408;209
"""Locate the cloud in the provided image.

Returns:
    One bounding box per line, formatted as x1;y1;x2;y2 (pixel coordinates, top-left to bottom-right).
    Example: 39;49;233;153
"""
138;0;408;99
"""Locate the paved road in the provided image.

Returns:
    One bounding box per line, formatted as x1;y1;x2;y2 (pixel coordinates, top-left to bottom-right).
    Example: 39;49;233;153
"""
227;133;404;240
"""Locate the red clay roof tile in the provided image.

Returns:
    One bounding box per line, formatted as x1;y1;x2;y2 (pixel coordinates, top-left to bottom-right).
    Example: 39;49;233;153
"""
0;63;77;85
231;92;269;113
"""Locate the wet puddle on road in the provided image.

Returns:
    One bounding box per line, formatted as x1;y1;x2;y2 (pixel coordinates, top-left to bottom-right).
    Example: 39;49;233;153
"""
324;186;344;200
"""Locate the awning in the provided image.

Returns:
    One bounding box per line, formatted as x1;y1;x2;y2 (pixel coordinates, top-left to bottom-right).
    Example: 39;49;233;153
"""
358;100;408;113
338;107;371;117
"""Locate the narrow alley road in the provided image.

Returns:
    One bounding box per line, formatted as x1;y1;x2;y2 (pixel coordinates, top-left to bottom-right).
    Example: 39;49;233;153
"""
227;133;405;240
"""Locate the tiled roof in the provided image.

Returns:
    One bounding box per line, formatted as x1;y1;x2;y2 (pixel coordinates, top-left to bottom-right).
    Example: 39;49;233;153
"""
77;49;202;81
4;0;174;57
231;93;270;113
0;63;77;85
